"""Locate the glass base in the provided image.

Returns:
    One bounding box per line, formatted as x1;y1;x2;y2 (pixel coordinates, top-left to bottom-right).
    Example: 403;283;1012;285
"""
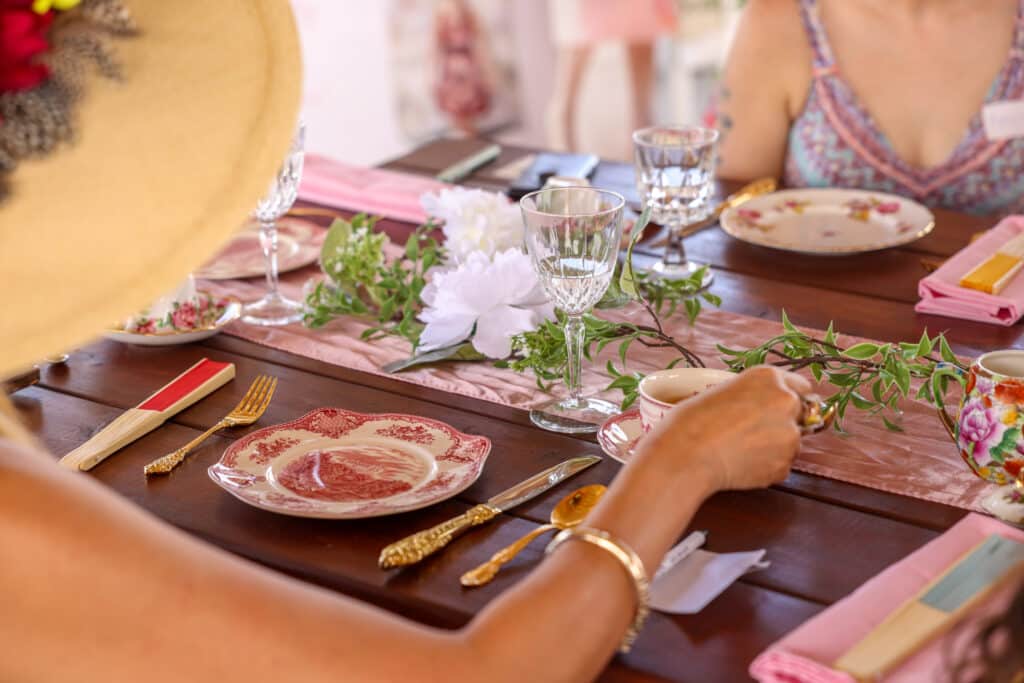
650;259;714;287
242;292;303;326
529;396;621;434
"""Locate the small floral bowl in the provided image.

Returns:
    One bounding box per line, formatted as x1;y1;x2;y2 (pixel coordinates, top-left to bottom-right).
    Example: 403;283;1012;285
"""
939;350;1024;485
104;292;240;346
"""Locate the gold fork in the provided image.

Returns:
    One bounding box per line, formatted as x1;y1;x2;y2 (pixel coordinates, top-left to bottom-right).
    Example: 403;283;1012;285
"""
143;375;277;476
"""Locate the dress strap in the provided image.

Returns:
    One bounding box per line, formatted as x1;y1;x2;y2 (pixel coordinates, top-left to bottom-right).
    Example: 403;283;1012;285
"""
1013;0;1024;59
796;0;837;77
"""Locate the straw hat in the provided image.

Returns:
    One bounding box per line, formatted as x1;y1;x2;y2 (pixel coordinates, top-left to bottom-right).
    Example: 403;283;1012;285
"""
0;0;302;378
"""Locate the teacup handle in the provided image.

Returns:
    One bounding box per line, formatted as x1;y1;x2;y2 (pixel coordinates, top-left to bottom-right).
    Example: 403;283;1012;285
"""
799;397;836;435
930;363;967;442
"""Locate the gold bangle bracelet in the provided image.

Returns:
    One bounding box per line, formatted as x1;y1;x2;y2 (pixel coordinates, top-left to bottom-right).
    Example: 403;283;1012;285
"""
545;526;650;653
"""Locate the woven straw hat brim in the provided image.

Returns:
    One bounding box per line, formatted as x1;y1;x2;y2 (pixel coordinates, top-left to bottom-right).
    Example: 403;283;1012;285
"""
0;0;302;377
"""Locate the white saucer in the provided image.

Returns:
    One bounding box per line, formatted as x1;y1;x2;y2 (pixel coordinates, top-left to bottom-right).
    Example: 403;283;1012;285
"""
597;409;645;464
981;484;1024;527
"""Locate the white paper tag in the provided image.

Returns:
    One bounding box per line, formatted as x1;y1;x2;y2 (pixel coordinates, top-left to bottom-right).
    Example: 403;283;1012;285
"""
982;100;1024;141
649;548;770;615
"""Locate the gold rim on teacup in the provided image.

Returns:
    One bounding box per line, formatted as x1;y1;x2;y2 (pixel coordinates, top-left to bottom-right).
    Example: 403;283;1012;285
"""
637;367;835;435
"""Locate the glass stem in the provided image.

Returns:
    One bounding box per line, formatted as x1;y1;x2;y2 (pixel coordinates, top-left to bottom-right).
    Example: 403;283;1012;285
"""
259;218;281;298
663;217;686;268
564;314;585;406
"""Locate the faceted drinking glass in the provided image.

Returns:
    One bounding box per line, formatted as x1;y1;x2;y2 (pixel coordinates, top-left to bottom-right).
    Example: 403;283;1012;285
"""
521;187;625;433
632;125;718;285
242;122;306;326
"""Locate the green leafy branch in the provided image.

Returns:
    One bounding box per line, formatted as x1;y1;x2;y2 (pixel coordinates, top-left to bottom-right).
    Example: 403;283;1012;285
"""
498;288;708;407
301;210;719;402
304;215;443;346
718;312;968;432
501;208;717;407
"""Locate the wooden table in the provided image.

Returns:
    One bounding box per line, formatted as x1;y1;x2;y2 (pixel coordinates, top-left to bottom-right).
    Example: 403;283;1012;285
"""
15;138;1023;682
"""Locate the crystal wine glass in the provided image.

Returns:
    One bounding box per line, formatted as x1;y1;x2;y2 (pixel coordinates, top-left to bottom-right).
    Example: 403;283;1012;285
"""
632;125;718;286
242;122;306;326
521;187;625;433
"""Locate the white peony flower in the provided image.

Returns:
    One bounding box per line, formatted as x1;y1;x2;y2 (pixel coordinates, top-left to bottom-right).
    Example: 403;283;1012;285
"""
418;248;554;359
421;187;524;263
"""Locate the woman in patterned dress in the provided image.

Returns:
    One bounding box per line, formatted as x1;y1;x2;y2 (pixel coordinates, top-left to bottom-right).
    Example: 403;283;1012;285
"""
716;0;1024;215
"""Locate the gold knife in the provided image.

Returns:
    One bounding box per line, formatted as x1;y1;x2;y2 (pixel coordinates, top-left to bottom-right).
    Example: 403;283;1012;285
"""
378;455;601;569
648;177;777;248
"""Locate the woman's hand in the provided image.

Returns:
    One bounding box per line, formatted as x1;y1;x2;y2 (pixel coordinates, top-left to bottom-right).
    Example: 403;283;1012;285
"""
637;366;809;492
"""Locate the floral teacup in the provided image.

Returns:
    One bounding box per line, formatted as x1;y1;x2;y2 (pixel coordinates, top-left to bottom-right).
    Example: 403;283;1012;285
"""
638;368;734;432
637;367;836;435
938;350;1024;485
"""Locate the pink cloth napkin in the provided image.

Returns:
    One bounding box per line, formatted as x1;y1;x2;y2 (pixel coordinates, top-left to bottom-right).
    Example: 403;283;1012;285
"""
749;513;1024;683
916;215;1024;325
297;154;449;224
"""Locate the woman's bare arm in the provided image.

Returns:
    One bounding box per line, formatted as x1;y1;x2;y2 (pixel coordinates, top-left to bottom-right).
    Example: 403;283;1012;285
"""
0;368;805;683
716;0;811;181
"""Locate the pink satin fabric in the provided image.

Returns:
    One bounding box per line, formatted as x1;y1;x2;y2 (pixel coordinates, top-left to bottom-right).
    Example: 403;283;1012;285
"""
750;513;1024;683
204;255;993;513
916;216;1024;325
297;155;449;224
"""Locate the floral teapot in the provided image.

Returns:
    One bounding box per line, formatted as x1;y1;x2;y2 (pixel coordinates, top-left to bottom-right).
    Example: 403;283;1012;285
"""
938;350;1024;486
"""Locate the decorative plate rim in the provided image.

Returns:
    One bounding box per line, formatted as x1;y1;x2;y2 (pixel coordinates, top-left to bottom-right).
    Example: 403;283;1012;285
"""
106;294;241;337
720;188;936;255
208;407;492;519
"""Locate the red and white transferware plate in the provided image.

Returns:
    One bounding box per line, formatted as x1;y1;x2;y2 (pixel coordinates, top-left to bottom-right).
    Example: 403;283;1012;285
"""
195;216;322;280
597;409;644;465
208;408;491;519
720;188;935;255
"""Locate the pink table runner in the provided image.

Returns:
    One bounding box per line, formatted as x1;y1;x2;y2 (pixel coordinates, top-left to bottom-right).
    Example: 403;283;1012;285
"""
297;155;448;224
203;255;994;513
750;513;1023;682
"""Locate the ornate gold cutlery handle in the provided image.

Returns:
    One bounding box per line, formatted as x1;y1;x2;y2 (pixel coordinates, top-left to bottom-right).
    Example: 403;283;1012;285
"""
460;523;558;587
378;504;501;569
143;418;231;475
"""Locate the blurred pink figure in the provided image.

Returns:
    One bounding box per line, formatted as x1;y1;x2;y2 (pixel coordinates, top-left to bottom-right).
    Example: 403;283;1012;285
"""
548;0;679;151
433;0;494;136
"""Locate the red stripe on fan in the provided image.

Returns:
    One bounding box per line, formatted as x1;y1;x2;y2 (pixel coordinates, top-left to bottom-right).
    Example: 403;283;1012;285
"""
138;359;231;411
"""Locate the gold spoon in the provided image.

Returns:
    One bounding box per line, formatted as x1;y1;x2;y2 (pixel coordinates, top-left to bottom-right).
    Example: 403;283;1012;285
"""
460;484;606;587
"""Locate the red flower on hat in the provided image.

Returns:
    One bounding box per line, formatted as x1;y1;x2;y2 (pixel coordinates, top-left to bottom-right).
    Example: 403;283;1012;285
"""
0;2;53;93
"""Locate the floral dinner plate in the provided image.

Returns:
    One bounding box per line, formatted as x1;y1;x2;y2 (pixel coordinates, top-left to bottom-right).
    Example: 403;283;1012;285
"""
597;409;644;465
719;189;935;255
208;407;492;519
195;216;322;280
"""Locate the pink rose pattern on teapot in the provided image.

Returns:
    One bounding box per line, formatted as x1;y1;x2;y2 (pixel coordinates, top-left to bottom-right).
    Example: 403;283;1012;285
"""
955;365;1024;485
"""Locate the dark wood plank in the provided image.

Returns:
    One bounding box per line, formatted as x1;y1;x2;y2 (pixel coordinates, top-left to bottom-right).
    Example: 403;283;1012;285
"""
18;385;821;683
631;232;945;304
37;340;945;605
200;333;970;532
705;269;1024;356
